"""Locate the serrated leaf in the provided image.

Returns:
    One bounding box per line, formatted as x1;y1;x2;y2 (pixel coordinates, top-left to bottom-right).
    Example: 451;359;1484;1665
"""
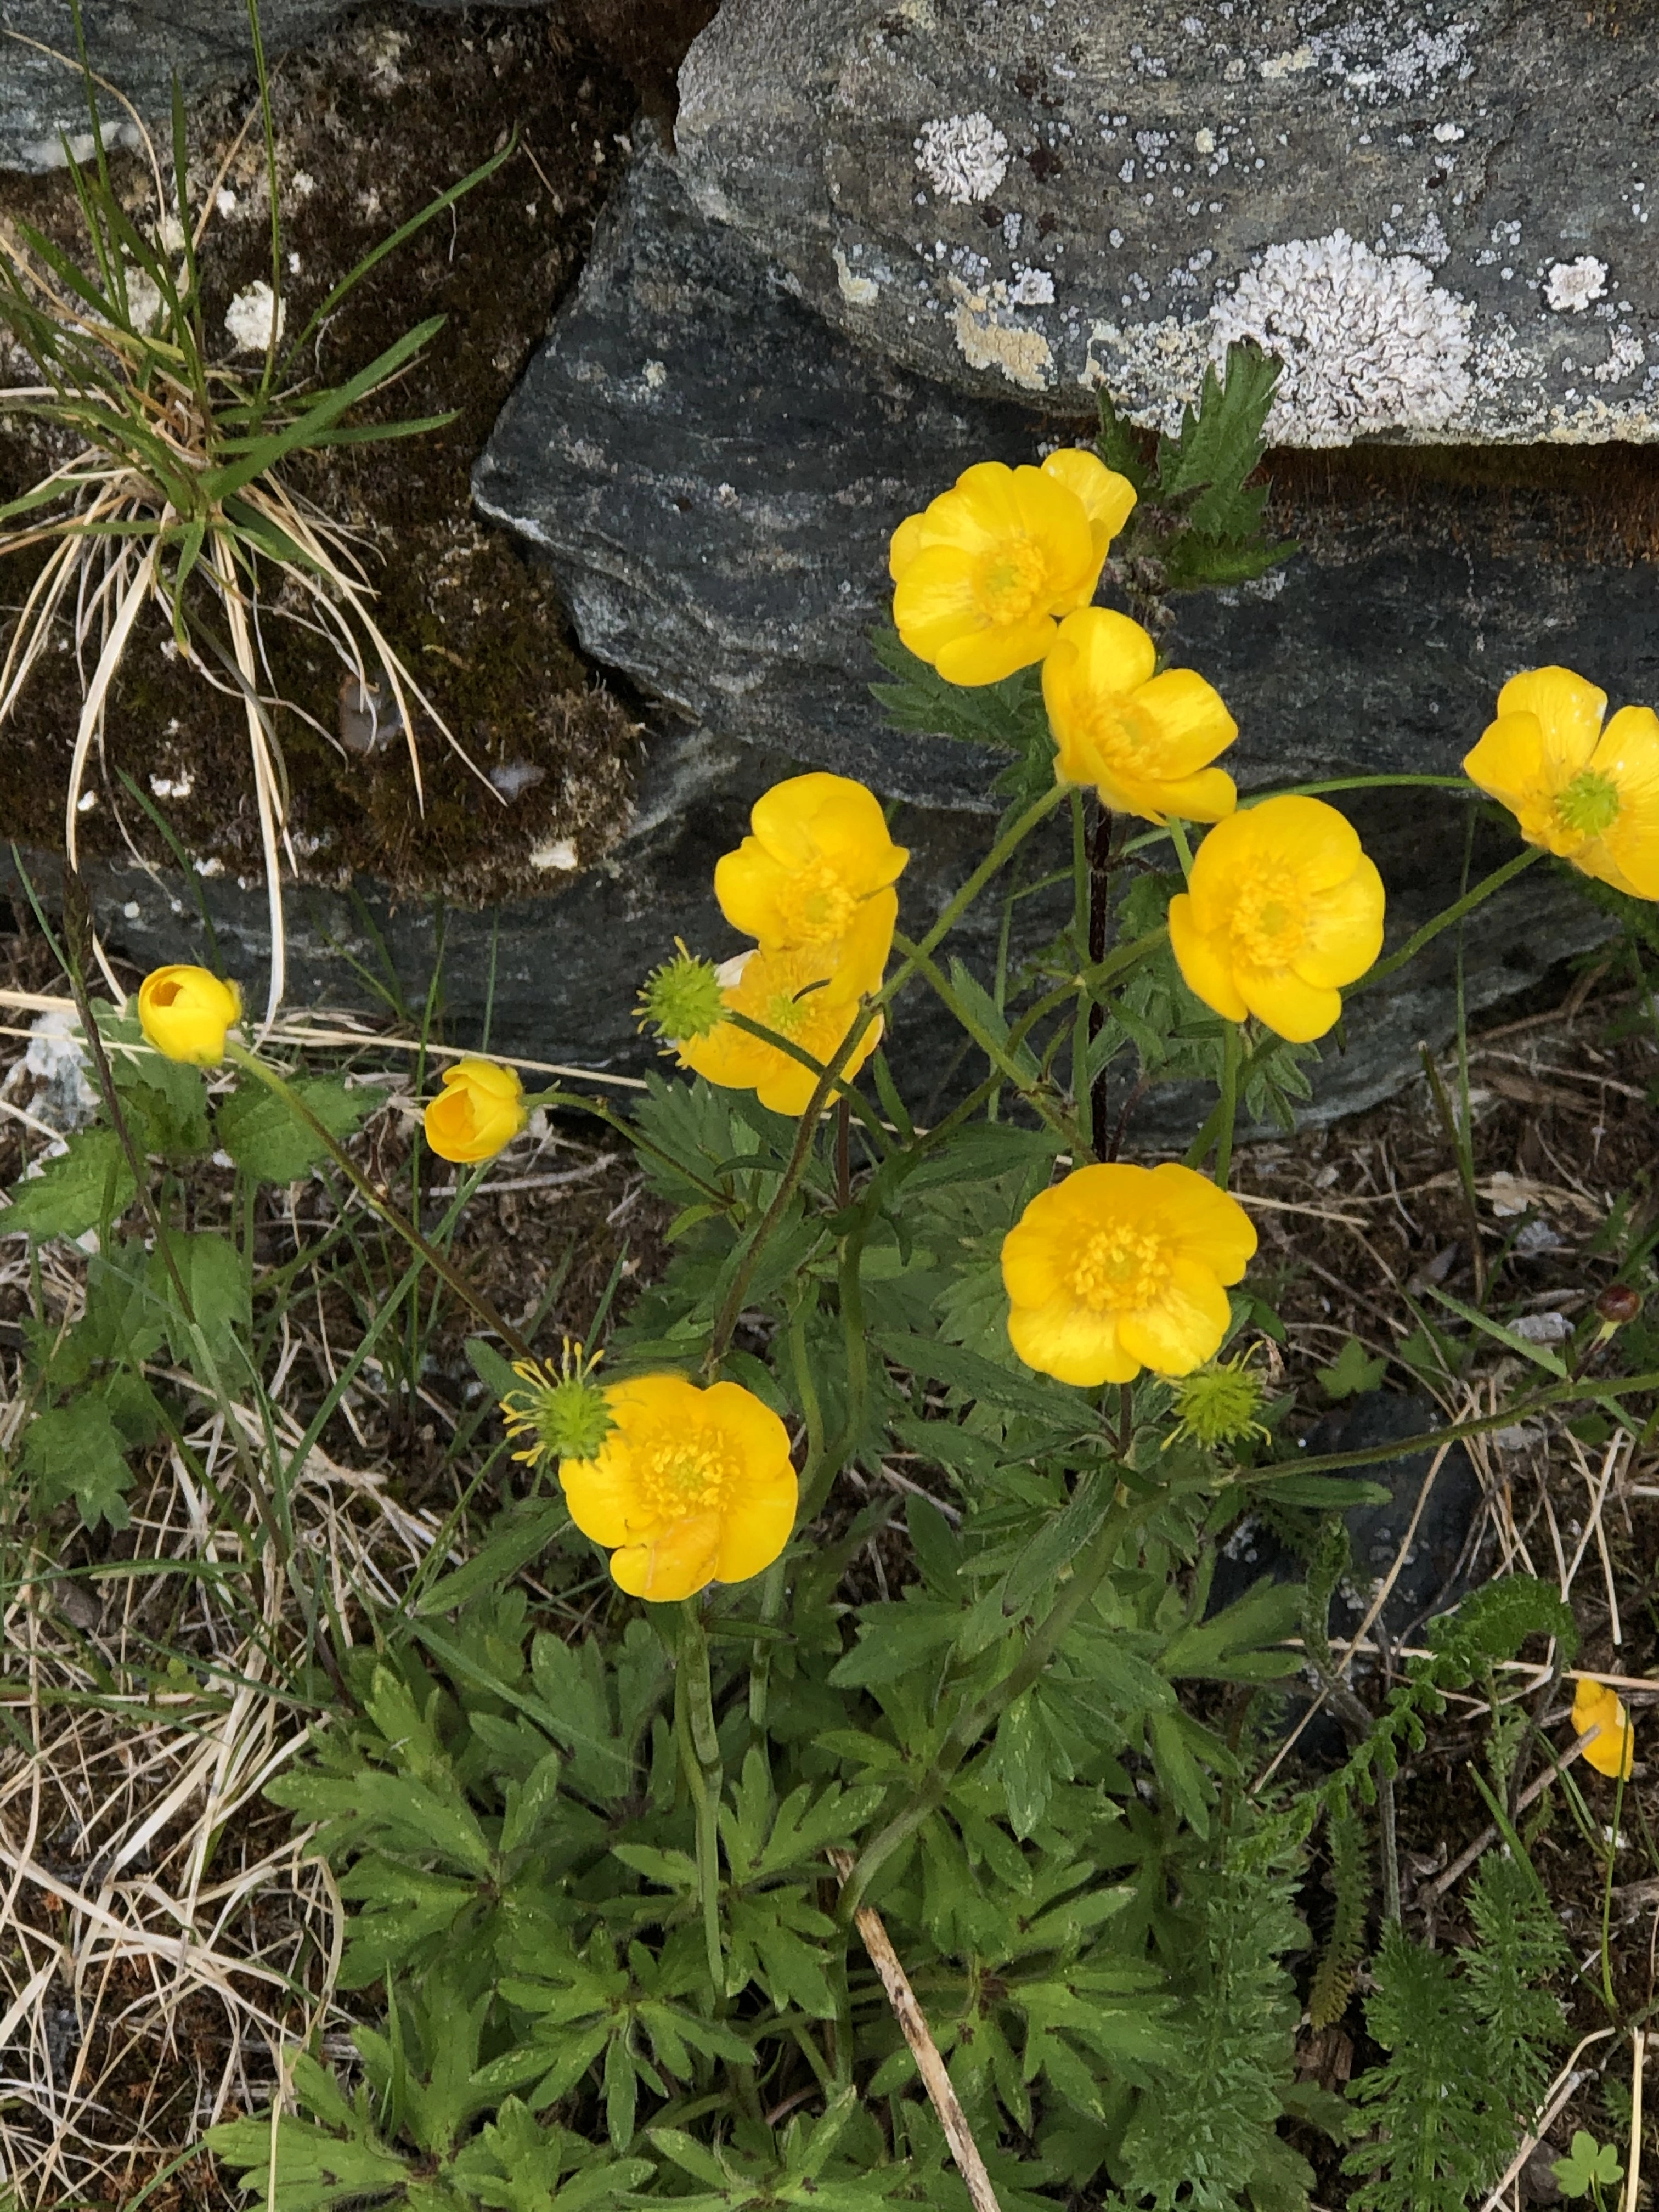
21;1397;133;1530
4;1128;137;1240
216;1075;370;1184
1316;1335;1387;1400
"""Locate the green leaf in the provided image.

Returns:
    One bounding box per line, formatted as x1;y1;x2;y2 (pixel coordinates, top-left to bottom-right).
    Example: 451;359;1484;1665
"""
1095;385;1152;495
414;1498;569;1618
204;2113;410;2210
1317;1336;1388;1400
1553;2131;1623;2197
4;1128;136;1240
1155;340;1281;537
153;1232;250;1377
216;1076;371;1184
1423;1283;1570;1378
1002;1470;1113;1615
21;1397;133;1530
1162;1578;1302;1682
994;1690;1053;1839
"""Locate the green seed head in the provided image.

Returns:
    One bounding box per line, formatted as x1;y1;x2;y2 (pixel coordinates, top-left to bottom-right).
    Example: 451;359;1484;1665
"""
1556;768;1622;839
1169;1354;1270;1452
501;1341;613;1466
636;939;726;1043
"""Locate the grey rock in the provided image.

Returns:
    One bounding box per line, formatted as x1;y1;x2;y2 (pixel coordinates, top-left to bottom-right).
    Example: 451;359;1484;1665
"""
472;138;1620;1118
0;0;533;170
675;0;1659;443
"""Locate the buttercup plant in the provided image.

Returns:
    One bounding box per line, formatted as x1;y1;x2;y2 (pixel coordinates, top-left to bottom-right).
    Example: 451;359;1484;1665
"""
26;346;1657;2212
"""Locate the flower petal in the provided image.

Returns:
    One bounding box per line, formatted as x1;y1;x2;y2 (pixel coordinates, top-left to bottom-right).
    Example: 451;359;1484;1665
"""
893;545;984;663
1047;604;1158;699
1116;1254;1232;1376
559;1437;647;1549
889;511;927;581
1595;705;1659;899
611;1513;724;1602
1236;962;1343;1043
1496;666;1606;774
1041;447;1137;565
938;617;1057;685
1291;856;1387;988
1008;1294;1137;1385
1463;711;1548;812
1131;668;1240;776
1147;1163;1258;1282
714;1470;799;1585
1169;895;1250;1021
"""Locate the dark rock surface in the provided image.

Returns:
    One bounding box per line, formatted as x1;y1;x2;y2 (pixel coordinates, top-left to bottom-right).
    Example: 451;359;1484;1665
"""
676;0;1659;443
474;137;1617;1112
0;0;534;170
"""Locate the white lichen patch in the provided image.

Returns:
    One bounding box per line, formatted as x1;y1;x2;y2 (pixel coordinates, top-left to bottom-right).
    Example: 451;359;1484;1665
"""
1211;229;1472;442
913;112;1008;205
1008;264;1057;306
1593;329;1645;383
529;838;580;873
948;276;1055;390
833;246;881;306
1544;256;1608;313
1080;315;1212;432
224;280;285;354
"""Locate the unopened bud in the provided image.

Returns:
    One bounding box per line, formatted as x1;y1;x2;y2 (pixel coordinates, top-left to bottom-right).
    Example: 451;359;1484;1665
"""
1596;1285;1643;1329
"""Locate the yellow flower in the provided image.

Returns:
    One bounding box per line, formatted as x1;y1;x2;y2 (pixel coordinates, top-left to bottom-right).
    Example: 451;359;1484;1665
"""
424;1059;527;1163
137;964;241;1066
1167;796;1386;1043
1462;666;1659;899
1001;1161;1257;1387
560;1372;797;1601
675;943;882;1115
715;774;907;985
1042;606;1239;823
1573;1677;1634;1781
889;449;1137;685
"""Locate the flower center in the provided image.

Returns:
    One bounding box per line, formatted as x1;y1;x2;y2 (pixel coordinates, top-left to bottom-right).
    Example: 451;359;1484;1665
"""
1556;768;1621;839
634;1422;737;1517
1231;868;1306;967
974;535;1049;627
775;862;859;945
763;985;814;1037
1069;1224;1169;1312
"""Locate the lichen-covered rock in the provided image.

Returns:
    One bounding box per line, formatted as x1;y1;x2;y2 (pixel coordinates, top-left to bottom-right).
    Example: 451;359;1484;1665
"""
676;0;1659;443
472;139;1617;1118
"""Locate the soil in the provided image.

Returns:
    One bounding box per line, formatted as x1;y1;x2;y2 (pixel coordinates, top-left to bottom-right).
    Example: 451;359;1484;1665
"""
0;0;708;907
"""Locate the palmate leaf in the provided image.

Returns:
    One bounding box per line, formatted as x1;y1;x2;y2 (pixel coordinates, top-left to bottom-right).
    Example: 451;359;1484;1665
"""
4;1127;136;1241
1155;342;1281;536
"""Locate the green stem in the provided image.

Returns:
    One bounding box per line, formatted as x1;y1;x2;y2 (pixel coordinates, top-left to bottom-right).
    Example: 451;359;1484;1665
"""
1352;845;1544;995
837;1496;1141;1921
1272;774;1475;798
1602;1764;1626;2018
679;1601;725;1996
1167;815;1195;881
1214;1020;1242;1191
226;1043;537;1363
891;930;1074;1144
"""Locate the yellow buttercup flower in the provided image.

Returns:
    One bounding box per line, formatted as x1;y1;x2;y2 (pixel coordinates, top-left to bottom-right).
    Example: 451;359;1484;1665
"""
1042;606;1239;823
890;449;1137;685
1168;796;1386;1043
423;1059;527;1164
1463;666;1659;900
1573;1677;1634;1781
560;1372;798;1601
137;964;241;1066
675;943;881;1115
1001;1161;1257;1387
715;773;907;985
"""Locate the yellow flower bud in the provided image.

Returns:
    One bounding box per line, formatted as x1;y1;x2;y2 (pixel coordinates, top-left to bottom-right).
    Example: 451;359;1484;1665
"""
424;1059;527;1164
1572;1677;1634;1780
137;964;241;1066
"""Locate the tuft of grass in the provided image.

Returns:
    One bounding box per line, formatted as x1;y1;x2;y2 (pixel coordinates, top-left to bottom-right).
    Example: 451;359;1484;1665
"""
0;0;509;1024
